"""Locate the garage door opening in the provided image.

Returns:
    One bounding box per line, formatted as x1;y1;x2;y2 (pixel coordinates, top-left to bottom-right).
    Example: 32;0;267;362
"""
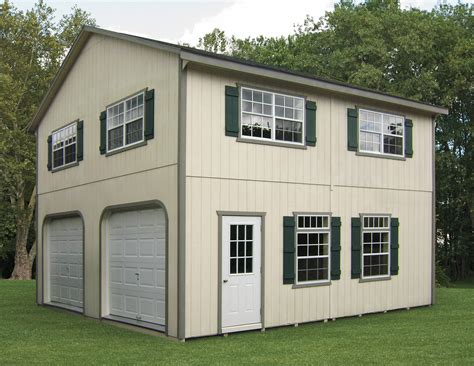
46;216;84;312
104;207;166;331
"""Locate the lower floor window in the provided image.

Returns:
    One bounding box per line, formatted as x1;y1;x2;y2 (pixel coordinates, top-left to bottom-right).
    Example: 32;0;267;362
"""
362;215;390;278
296;214;330;283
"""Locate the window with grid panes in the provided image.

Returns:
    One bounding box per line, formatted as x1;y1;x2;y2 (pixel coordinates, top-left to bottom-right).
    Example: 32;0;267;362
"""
241;87;304;144
107;92;144;152
296;215;330;283
52;122;77;169
359;109;404;156
229;224;254;274
361;215;390;278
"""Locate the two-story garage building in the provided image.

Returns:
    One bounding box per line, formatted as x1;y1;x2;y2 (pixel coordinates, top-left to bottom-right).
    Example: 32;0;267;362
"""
29;26;448;340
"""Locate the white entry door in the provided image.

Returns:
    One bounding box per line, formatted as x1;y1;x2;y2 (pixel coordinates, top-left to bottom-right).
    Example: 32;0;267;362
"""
48;216;83;310
107;208;166;327
221;216;261;332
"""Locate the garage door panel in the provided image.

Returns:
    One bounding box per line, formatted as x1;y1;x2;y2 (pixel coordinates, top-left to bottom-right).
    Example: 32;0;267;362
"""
124;267;139;285
51;284;59;298
139;239;155;257
125;295;138;314
155;239;166;256
138;268;154;287
59;286;70;300
156;269;165;285
110;239;123;255
48;216;83;310
108;208;165;326
125;239;138;256
140;297;155;318
110;265;123;284
69;264;82;278
110;293;123;312
70;288;81;302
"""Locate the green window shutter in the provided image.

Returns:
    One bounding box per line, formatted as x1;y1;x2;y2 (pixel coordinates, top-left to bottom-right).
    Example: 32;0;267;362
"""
347;108;358;151
390;218;399;275
283;216;295;284
405;119;413;158
351;217;361;279
99;110;107;154
77;120;84;161
330;216;341;280
305;100;317;147
225;85;239;137
47;135;52;171
145;89;155;140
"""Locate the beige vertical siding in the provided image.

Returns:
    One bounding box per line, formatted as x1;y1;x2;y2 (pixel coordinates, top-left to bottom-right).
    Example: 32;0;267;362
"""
36;34;180;337
184;65;433;338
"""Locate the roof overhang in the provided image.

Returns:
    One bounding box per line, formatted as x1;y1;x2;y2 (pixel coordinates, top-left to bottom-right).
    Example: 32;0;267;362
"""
28;26;448;132
180;50;448;115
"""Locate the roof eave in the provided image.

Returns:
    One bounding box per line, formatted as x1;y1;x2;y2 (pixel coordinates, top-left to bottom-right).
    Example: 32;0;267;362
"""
180;50;449;116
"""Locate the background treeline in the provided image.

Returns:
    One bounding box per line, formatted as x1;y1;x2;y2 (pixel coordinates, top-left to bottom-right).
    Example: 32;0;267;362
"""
1;0;472;282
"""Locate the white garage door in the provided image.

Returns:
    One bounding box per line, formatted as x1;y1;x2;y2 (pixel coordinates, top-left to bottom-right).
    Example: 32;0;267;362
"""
108;208;166;326
48;216;83;310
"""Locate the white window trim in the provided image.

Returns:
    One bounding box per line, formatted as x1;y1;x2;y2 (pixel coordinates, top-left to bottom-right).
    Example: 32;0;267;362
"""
295;214;331;285
240;87;305;146
51;121;77;170
106;91;145;153
358;108;405;158
360;214;391;280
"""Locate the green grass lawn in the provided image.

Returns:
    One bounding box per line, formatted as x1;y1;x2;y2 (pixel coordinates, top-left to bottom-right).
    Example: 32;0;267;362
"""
0;281;473;365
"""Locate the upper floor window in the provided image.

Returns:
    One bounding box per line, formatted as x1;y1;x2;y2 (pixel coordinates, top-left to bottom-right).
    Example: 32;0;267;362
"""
361;215;390;279
296;214;330;284
241;87;304;145
107;92;144;152
52;122;77;169
359;109;404;157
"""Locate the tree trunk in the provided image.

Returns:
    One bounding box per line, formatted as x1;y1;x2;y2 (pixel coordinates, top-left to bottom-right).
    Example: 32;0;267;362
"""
10;186;36;280
10;227;31;280
29;240;37;270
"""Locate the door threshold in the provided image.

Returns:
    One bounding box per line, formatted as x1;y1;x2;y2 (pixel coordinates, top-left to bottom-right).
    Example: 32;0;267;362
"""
222;322;262;334
103;314;165;332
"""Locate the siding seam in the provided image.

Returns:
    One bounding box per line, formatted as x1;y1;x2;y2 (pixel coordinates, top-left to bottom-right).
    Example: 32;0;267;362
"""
185;175;433;194
38;163;178;196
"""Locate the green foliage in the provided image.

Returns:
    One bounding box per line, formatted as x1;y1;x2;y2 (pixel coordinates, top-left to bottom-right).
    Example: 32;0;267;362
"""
436;261;451;288
0;0;95;278
0;197;16;277
1;280;474;364
198;1;474;279
197;28;228;53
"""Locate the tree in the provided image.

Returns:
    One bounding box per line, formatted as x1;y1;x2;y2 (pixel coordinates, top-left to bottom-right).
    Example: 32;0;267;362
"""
197;28;229;53
0;1;96;279
198;1;473;279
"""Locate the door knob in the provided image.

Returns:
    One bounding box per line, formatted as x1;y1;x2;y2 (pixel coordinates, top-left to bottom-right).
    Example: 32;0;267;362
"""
223;279;228;283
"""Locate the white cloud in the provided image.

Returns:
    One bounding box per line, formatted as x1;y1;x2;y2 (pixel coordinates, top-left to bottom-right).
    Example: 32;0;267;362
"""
178;0;334;45
400;0;449;9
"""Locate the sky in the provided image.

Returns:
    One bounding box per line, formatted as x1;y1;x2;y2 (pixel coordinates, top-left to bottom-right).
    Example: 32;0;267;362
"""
14;0;460;46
